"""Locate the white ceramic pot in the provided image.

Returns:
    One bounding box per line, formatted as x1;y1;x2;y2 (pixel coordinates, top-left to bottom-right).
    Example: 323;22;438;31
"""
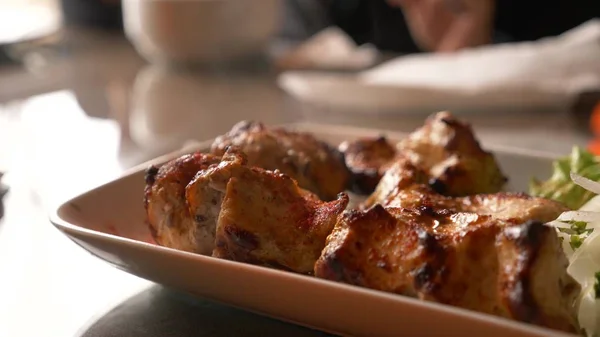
122;0;282;65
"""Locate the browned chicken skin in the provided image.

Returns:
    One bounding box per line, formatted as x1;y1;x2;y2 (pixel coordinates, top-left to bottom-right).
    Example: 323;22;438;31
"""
144;147;349;273
144;116;579;333
397;111;508;196
183;149;249;255
339;136;398;194
211;121;351;201
144;152;221;254
315;205;579;333
364;157;568;223
341;111;508;196
318;142;578;332
213;162;349;274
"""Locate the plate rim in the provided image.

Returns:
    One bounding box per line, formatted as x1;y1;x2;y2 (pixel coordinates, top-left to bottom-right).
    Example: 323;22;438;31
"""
49;216;574;337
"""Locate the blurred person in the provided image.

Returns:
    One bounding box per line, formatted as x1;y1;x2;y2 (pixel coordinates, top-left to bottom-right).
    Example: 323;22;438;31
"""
384;0;600;52
60;0;122;30
386;0;494;52
283;0;600;53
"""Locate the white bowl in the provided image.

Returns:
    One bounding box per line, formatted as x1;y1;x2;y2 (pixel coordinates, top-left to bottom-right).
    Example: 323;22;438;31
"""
122;0;282;65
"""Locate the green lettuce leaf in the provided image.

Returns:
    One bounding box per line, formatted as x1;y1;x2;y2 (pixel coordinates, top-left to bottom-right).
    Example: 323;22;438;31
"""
530;147;600;209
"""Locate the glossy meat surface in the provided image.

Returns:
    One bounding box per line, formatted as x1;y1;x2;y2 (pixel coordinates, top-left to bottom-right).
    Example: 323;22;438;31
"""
182;148;349;273
184;149;249;255
213;165;349;274
339;136;398;194
363;156;427;209
324;148;577;332
314;205;580;333
211;121;351;201
364;155;568;223
397;111;507;196
144;152;221;254
338;111;507;197
146;146;350;271
144;118;579;333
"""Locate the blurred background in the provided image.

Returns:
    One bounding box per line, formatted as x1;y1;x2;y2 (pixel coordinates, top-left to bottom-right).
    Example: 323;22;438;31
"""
0;1;599;336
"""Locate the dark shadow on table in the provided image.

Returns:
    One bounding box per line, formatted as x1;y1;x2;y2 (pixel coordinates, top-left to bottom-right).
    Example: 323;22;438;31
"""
77;285;336;337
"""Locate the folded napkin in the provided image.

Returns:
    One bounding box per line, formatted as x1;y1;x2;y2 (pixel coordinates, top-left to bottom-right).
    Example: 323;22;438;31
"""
279;19;600;114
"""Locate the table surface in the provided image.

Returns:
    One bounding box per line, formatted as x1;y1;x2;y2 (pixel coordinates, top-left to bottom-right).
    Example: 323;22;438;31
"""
0;28;594;337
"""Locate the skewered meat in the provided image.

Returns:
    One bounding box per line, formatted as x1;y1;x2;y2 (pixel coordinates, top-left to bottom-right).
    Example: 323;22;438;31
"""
314;204;579;333
144;152;221;254
363;156;427;209
211;121;351;201
144;118;578;333
146;146;349;269
319;148;576;332
339;136;398;194
183;149;249;255
338;111;507;196
364;157;568;223
397;111;507;196
212;162;349;274
183;147;349;273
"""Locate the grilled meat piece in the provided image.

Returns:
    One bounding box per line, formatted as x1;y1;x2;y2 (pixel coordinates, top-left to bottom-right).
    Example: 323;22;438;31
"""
213;166;349;274
363;156;428;209
144;152;221;254
184;149;249;255
183;147;349;273
338;111;507;197
325;152;574;331
363;155;567;223
397;111;507;196
387;187;568;224
339;136;398;194
211;121;351;201
315;205;580;333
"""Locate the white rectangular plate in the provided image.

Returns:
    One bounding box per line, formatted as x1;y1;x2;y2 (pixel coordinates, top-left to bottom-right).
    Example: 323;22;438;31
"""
50;123;575;337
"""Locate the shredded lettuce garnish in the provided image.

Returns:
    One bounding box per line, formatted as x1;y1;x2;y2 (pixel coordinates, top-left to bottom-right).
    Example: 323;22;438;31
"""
558;220;594;250
546;172;600;336
530;147;600;209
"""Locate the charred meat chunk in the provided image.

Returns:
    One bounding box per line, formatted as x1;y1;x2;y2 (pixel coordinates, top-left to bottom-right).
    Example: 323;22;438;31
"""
144;152;221;254
315;204;579;333
211;121;351;201
339;136;398;195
